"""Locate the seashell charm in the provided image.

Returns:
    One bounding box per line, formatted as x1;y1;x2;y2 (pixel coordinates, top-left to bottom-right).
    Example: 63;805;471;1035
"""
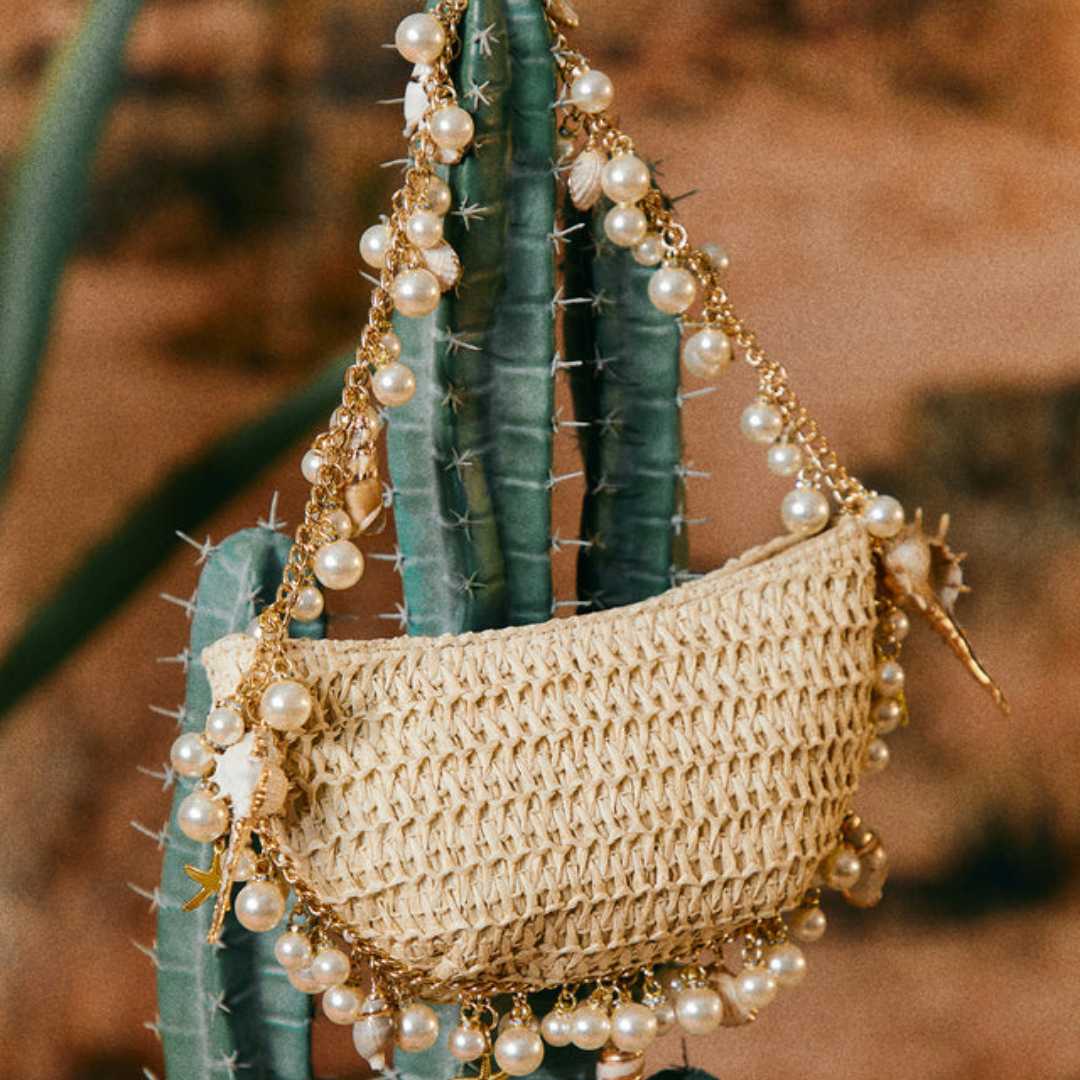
596;1046;645;1080
423;241;462;289
569;149;606;210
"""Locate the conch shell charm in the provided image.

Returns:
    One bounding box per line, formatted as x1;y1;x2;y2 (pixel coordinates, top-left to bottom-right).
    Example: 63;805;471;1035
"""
878;509;1009;714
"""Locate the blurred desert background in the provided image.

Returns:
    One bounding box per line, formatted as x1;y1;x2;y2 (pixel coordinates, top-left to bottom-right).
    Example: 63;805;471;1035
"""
1;0;1079;1077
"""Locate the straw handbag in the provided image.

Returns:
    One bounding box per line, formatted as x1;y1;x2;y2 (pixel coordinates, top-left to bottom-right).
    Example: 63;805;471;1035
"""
168;1;1006;1074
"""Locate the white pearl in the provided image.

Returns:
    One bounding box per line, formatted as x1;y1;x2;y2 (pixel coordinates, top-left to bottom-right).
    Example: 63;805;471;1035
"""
359;223;391;268
205;705;245;748
875;659;905;697
862;736;890;774
789;904;827;942
601;153;651;203
873;697;904;734
540;1010;572;1047
883;608;911;641
425;174;452;215
328;509;354;539
494;1026;545;1077
314;539;364;590
391;267;441;317
177;790;229;841
569;1004;610;1050
674;985;722;1035
570;68;614;114
632;232;664;267
170;732;216;777
301;447;324;485
406;209;444;250
323;984;362;1025
650;998;675;1035
781;487;831;536
234;880;287;933
380;330;403;360
259;678;313;732
288;965;324;994
396;1002;440;1053
233;845;259;881
430;105;474;151
395;13;446;64
292;584;325;623
683;327;732;378
767;440;803;477
372;362;417;407
699;241;730;275
604;204;648;248
312;945;351;987
274;930;313;971
825;846;863;890
449;1024;488;1062
734;966;777;1011
610;1002;658;1053
740;401;783;443
765;942;808;989
648;265;696;314
864;494;905;539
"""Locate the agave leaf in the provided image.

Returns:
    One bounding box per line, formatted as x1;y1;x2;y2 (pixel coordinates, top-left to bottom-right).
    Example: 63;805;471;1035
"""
0;0;144;501
0;353;350;719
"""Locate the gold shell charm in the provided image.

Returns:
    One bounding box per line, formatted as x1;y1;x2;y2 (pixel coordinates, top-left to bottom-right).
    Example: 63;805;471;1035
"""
569;149;606;210
423;241;463;289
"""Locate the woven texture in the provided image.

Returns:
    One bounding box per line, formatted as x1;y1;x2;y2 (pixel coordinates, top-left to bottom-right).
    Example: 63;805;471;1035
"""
204;516;879;993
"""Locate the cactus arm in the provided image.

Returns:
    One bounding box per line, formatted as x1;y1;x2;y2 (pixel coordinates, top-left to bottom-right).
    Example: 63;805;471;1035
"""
158;528;320;1080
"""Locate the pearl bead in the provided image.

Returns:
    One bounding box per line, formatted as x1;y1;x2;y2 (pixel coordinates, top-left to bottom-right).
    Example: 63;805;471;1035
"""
177;790;229;841
449;1024;488;1062
380;330;403;360
540;1010;572;1047
425;174;452;215
789;904;827;942
312;945;351;987
883;608;911;641
292;584;325;623
683;327;732;378
391;267;441;317
372;362;417;408
864;494;905;539
570;68;614;114
734;966;778;1011
650;998;675;1034
233;845;259;881
359;223;391;268
825;846;863;891
301;448;324;485
699;241;730;275
873;697;904;734
632;232;664;267
863;736;890;774
323;984;362;1025
740;401;784;443
274;930;313;970
327;508;354;539
314;539;364;591
570;1004;610;1050
601;153;651;203
396;1002;440;1053
205;705;245;748
767;440;803;477
494;1026;545;1077
781;487;831;536
604;204;648;248
406;209;444;250
288;966;324;995
674;985;722;1035
648;266;696;314
170;732;216;777
610;1002;658;1053
875;659;905;697
394;12;446;64
430;105;474;152
234;880;287;933
765;942;808;989
259;678;313;732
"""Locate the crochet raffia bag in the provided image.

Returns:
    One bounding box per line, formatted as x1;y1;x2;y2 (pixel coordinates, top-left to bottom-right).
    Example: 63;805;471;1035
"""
168;1;1007;1075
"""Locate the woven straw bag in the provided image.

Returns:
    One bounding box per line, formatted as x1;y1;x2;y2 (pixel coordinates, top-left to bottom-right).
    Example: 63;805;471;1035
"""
202;514;878;994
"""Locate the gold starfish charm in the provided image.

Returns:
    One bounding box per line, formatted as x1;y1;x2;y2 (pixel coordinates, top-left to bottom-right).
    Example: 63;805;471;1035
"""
182;844;226;912
452;1054;508;1080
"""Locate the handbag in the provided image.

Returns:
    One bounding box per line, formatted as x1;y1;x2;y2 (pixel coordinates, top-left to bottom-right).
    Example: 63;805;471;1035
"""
167;0;1007;1075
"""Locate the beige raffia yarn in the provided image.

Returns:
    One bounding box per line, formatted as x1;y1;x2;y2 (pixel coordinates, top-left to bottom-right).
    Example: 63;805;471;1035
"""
202;514;878;994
